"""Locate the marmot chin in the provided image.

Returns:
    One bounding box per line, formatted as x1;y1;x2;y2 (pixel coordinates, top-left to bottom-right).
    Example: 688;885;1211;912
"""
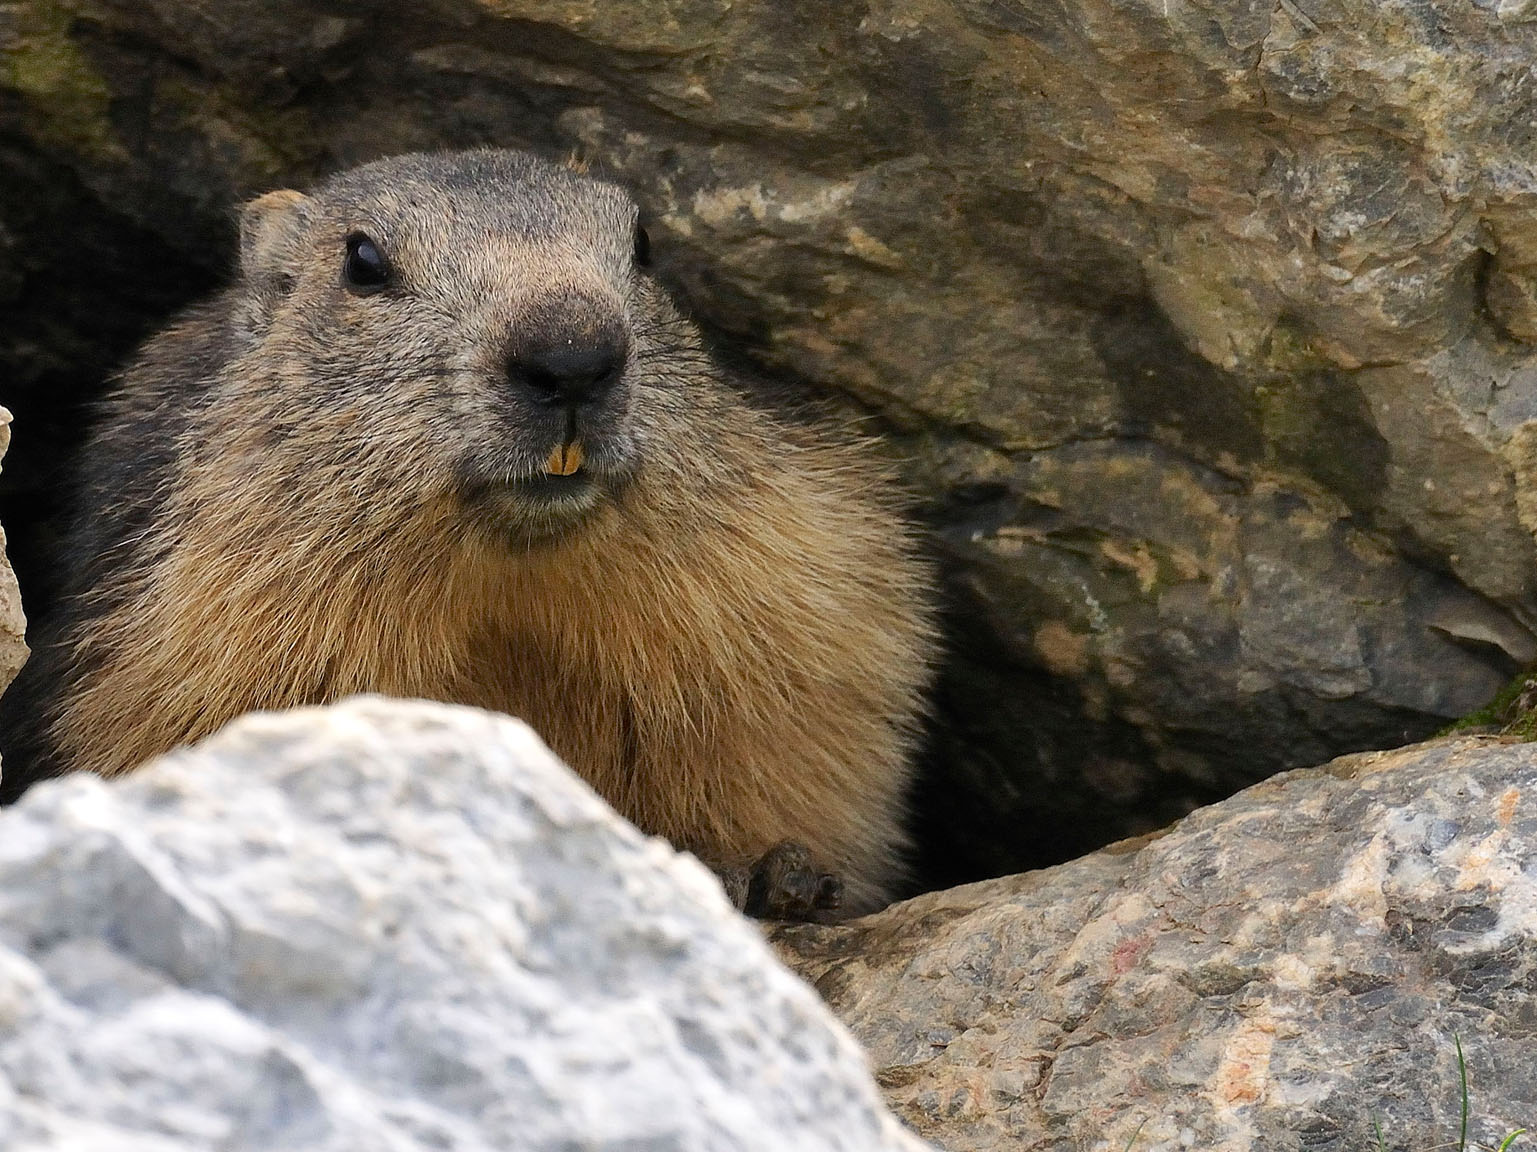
0;149;936;917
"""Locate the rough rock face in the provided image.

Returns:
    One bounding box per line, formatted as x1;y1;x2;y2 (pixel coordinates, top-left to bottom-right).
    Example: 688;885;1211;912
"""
0;407;29;749
776;736;1537;1151
5;0;1537;876
0;697;929;1152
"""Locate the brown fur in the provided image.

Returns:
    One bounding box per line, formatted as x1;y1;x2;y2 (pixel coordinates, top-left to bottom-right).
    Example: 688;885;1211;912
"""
7;150;935;913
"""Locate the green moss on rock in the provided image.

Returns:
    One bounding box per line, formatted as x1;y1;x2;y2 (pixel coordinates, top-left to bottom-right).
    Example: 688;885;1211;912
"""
2;0;122;161
1442;666;1537;739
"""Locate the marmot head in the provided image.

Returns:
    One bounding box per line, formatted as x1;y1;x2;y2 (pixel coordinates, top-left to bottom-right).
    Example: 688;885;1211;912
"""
231;149;715;547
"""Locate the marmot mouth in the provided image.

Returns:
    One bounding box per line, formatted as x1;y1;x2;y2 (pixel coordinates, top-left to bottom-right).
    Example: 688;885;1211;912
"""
457;468;608;537
511;470;597;503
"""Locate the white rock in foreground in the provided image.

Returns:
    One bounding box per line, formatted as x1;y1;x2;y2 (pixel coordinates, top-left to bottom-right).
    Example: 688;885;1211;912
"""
0;696;929;1152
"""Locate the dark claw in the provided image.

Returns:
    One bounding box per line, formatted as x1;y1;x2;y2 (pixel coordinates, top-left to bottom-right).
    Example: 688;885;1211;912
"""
813;871;843;911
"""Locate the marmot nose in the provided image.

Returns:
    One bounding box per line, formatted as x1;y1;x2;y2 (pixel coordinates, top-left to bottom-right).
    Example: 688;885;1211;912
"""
508;332;627;408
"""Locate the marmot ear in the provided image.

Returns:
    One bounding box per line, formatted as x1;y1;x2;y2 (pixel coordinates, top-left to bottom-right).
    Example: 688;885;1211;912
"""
239;189;311;280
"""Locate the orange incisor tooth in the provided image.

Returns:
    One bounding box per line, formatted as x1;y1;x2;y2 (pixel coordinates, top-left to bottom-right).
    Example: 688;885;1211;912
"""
544;441;584;476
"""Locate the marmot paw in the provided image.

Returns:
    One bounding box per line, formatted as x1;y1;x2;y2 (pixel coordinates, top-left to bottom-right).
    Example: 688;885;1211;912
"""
743;840;844;922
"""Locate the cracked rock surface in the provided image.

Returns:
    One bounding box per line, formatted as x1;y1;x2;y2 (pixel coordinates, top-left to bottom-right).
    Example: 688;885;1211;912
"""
5;0;1537;876
775;736;1537;1151
0;697;929;1152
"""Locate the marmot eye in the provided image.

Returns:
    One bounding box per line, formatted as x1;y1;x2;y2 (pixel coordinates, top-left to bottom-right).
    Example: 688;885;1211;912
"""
633;223;651;268
343;232;390;294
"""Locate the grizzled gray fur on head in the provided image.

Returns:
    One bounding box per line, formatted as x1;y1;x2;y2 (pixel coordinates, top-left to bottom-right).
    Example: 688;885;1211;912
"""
234;149;707;543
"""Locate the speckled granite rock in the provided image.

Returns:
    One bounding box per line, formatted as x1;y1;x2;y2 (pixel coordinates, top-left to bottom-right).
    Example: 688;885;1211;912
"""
5;0;1537;876
0;697;930;1152
776;736;1537;1151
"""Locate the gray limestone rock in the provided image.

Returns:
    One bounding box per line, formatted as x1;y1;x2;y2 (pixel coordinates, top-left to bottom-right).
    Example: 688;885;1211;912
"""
776;735;1537;1151
5;0;1537;873
0;697;930;1152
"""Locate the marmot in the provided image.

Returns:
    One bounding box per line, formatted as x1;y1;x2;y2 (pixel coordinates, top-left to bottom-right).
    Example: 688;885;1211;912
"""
0;149;935;917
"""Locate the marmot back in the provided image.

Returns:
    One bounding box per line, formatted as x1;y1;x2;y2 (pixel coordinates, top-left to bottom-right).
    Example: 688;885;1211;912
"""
0;149;936;916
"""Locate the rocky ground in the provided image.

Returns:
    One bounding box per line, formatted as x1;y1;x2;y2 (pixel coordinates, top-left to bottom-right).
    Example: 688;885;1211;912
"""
776;735;1537;1151
6;0;1537;879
